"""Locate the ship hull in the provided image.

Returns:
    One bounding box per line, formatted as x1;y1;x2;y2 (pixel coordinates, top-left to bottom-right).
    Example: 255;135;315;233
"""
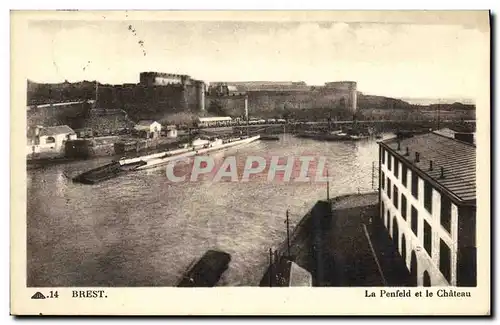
72;135;261;184
134;135;261;170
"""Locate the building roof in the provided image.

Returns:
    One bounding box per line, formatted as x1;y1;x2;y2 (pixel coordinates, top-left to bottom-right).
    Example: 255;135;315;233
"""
433;128;456;139
198;116;232;122
135;120;160;126
39;125;75;136
381;132;476;203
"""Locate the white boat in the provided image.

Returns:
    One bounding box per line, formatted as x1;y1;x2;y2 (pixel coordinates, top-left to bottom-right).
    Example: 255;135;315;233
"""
120;135;261;171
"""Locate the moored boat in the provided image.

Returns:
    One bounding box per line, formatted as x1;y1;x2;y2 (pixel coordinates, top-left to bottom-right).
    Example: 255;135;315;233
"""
177;250;231;287
296;130;368;141
72;135;261;184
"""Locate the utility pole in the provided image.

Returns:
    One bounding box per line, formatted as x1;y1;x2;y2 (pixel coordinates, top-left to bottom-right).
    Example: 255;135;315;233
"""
372;161;375;190
326;169;330;200
437;104;441;130
286;210;291;258
245;95;249;138
269;248;273;287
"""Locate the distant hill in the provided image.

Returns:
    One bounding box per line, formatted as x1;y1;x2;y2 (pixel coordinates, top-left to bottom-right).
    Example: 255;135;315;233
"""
398;97;475;106
357;93;414;110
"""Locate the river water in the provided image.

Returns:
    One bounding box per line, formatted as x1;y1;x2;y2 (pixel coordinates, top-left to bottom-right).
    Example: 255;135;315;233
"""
27;133;390;287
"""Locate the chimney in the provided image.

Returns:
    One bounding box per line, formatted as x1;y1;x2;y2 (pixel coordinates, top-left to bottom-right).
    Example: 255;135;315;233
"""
440;167;445;179
405;147;409;156
429;160;433;171
415;152;420;163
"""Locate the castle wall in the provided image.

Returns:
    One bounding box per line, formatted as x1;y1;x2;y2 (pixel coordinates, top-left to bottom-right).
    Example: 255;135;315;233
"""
205;87;355;118
27;102;91;129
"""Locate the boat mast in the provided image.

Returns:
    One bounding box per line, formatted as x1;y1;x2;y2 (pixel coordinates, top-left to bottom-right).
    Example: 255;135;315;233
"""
286;209;291;258
245;94;249;137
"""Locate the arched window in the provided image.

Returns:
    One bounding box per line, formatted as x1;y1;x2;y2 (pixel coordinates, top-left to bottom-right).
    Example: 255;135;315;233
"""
392;217;399;252
410;251;418;286
401;234;407;267
46;137;55;144
423;271;431;287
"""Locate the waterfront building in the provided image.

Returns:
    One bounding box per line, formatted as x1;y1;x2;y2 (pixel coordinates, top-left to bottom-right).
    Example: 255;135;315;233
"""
165;125;178;138
134;120;162;139
378;132;476;287
27;125;77;157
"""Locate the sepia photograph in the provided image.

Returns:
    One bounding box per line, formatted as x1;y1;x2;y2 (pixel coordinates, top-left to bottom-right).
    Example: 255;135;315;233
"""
10;10;490;315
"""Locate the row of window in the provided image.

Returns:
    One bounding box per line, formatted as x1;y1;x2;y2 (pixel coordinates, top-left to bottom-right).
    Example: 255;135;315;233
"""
381;201;452;284
381;148;453;234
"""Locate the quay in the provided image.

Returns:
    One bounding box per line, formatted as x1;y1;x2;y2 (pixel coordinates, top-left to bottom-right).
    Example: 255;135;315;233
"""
260;192;411;287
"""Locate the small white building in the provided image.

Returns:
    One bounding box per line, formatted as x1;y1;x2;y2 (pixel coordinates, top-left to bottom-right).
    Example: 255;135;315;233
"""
134;120;162;139
27;125;77;156
165;125;178;138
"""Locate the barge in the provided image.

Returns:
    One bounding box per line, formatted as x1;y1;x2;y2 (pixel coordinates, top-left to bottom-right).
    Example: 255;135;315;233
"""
73;135;261;184
259;135;280;141
296;130;369;141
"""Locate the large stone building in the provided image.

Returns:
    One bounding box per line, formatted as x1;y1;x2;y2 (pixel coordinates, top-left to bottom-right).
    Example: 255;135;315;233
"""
378;132;476;287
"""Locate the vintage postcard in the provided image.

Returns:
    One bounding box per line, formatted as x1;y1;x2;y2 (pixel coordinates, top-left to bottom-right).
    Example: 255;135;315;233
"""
10;10;490;315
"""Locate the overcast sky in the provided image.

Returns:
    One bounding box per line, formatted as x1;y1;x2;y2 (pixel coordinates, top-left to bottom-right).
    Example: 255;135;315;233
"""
27;19;488;100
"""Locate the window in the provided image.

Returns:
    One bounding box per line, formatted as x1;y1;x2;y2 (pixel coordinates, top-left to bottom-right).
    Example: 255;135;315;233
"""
411;206;418;236
411;172;419;199
381;171;385;190
440;240;451;283
394;159;399;178
387;178;392;199
45;136;55;144
381;201;385;218
402;164;408;187
381;148;385;164
424;181;433;214
424;220;432;256
393;185;399;209
401;195;407;220
387;153;392;171
441;196;452;233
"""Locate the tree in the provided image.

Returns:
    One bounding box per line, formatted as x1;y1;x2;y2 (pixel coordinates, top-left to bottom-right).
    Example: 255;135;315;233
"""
208;99;228;116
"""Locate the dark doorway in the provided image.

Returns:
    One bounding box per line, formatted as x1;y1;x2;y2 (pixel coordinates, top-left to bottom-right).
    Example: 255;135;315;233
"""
410;251;418;286
401;234;407;269
423;271;431;287
392;217;399;252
